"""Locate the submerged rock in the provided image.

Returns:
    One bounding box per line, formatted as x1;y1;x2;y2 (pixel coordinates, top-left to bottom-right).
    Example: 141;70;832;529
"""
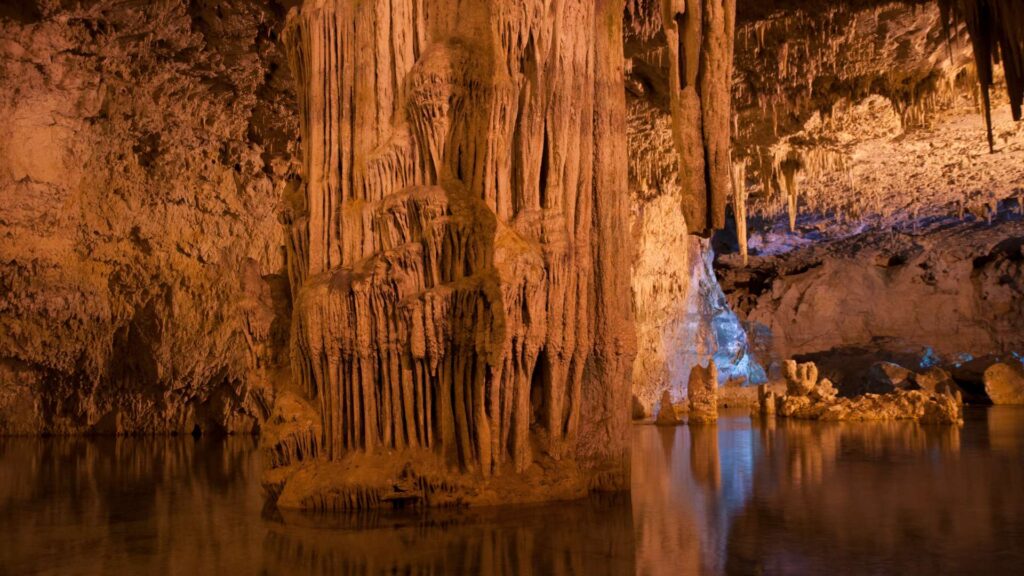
983;363;1024;405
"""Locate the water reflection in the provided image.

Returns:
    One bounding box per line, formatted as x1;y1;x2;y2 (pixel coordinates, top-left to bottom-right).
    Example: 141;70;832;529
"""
1;408;1023;575
264;496;634;575
0;436;265;575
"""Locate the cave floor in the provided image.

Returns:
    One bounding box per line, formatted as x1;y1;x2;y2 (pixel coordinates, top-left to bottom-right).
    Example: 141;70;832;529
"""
2;408;1023;575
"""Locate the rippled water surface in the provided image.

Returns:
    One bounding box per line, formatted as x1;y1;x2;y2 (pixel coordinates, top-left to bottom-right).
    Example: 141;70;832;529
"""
2;408;1023;575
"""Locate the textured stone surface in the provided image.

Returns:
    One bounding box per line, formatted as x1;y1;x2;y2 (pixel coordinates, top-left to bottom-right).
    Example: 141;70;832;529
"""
719;218;1024;379
0;0;298;435
764;360;961;424
865;362;918;394
686;361;718;423
262;0;655;510
983;363;1024;405
655;390;682;426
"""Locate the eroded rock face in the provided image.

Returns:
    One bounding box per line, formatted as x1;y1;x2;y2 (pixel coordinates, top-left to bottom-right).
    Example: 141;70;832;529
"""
0;1;298;434
865;362;917;394
264;0;642;510
719;218;1024;380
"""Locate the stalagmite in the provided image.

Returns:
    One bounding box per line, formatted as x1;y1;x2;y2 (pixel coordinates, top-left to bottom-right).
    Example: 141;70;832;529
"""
264;0;637;510
655;391;682;426
687;361;718;423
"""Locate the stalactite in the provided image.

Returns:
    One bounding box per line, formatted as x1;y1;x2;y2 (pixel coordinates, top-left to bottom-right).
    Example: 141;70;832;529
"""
660;0;738;236
730;155;748;265
939;0;1024;151
773;150;802;232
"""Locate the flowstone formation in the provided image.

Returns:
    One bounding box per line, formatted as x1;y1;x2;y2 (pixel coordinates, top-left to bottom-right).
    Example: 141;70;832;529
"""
263;0;638;511
758;360;963;424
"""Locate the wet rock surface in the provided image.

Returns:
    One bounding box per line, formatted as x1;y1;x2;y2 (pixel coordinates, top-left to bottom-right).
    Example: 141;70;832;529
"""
655;390;682;426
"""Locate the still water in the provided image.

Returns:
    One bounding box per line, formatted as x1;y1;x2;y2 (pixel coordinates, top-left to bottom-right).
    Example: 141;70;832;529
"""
1;408;1023;575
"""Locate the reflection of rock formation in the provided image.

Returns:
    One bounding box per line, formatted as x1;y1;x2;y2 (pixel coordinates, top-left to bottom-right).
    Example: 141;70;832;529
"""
688;423;720;491
632;427;704;576
265;0;640;509
263;494;634;576
725;416;1021;575
986;406;1024;453
0;437;266;574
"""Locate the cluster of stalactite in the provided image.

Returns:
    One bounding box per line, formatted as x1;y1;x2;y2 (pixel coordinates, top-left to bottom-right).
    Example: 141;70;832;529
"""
660;0;737;236
733;3;946;141
728;1;982;219
266;0;636;505
938;0;1024;151
623;0;737;236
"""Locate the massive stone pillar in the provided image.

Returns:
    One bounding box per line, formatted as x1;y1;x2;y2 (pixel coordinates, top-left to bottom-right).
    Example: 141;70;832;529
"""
263;0;635;510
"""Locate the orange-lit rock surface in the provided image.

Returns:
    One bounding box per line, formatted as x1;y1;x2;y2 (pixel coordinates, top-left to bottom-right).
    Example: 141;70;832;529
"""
0;1;297;434
759;360;963;424
260;0;675;510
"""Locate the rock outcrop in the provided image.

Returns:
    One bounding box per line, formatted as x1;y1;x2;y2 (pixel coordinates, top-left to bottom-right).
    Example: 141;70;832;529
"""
718;218;1024;381
761;360;962;424
865;362;918;394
